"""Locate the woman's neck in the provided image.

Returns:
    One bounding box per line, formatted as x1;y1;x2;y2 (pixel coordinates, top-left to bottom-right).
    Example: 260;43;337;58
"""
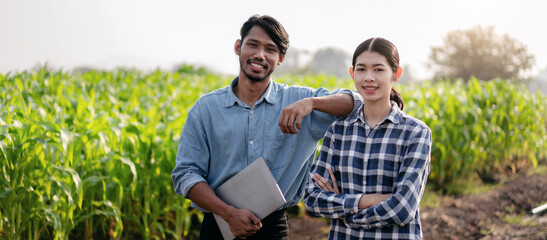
363;100;392;127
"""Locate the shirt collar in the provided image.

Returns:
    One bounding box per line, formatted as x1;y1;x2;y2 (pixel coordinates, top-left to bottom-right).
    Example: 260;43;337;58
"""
224;77;277;107
351;101;402;125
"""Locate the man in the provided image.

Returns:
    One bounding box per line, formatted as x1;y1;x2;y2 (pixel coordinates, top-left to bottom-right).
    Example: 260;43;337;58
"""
172;14;361;239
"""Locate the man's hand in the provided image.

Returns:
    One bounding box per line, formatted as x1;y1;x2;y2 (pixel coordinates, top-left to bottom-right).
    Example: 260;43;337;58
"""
186;183;262;238
279;98;314;134
226;208;262;239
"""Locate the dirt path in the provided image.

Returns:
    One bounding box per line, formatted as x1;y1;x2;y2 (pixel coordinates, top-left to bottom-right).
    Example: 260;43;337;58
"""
289;173;547;240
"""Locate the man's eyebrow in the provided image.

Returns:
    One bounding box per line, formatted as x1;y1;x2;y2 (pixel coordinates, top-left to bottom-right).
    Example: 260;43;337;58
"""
244;38;278;49
266;43;278;49
246;38;258;42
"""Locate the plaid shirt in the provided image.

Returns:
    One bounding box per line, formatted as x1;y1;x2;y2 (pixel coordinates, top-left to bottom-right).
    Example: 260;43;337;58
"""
304;103;432;240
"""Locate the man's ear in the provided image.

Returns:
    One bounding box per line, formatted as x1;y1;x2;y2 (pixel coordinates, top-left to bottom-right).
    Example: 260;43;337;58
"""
278;54;285;65
349;67;354;79
394;66;403;81
234;39;241;55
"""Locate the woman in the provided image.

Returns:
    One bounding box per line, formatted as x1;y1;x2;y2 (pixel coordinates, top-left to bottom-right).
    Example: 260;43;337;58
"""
304;37;432;239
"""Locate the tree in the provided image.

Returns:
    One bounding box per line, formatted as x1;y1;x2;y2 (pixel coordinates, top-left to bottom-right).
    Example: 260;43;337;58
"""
527;66;547;95
398;64;417;84
276;48;311;75
276;47;351;77
309;47;350;78
428;25;535;82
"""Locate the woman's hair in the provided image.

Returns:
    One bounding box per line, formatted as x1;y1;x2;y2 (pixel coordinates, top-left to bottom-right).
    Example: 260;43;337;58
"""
240;15;289;55
351;38;404;110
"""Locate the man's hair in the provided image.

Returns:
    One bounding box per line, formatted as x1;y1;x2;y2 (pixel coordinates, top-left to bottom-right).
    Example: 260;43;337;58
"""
240;15;289;55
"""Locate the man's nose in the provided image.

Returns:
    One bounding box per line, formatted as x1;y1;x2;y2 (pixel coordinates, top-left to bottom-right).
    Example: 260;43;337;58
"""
253;47;266;60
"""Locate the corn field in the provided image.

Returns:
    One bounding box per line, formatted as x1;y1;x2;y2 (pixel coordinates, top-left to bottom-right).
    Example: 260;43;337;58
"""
0;67;545;239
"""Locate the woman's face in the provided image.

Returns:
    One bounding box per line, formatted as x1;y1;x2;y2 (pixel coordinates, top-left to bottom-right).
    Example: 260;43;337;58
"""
351;51;397;104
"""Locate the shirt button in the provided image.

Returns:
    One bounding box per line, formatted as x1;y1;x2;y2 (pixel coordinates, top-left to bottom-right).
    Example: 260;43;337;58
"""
250;110;254;114
250;140;254;144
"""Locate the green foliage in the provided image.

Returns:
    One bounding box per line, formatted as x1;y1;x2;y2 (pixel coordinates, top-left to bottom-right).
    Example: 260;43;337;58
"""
0;68;225;239
0;68;545;239
174;64;209;75
401;77;547;193
428;25;535;82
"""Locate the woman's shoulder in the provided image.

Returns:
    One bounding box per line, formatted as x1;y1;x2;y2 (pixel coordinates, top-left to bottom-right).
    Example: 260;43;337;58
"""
397;111;431;133
337;108;361;125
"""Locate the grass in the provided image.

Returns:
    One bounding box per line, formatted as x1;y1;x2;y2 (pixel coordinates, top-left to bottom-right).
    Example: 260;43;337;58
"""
420;187;447;208
502;214;539;227
527;163;547;176
421;162;547;209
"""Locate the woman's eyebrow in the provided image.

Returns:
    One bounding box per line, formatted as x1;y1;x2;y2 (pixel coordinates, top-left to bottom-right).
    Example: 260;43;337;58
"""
355;63;386;67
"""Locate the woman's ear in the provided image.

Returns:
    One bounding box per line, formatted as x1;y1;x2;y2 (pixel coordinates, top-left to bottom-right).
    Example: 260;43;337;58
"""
394;66;403;81
349;67;354;79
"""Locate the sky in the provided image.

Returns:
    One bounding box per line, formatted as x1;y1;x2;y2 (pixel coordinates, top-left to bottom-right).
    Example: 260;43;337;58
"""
1;0;546;80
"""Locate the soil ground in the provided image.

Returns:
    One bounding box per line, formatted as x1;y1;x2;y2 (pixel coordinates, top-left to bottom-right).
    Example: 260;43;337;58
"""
288;173;547;240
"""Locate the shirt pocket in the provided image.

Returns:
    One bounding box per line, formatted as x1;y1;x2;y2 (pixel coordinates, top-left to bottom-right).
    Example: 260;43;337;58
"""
262;134;288;171
375;153;401;192
382;153;401;174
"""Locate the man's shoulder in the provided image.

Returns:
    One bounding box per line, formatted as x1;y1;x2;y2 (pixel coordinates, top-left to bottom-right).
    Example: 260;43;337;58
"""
271;80;313;90
271;81;327;98
187;86;231;116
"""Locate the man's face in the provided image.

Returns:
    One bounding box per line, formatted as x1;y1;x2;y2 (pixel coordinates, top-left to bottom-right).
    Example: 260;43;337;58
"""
235;26;285;82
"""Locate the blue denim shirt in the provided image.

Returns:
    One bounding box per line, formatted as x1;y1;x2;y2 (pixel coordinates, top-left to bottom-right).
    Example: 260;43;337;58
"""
172;77;362;211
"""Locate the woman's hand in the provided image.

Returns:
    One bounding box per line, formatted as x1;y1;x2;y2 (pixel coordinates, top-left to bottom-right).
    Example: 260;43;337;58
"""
312;168;340;194
358;193;391;209
313;168;392;209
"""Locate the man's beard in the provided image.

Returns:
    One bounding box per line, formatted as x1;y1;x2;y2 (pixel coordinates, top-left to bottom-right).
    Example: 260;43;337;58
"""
239;57;274;82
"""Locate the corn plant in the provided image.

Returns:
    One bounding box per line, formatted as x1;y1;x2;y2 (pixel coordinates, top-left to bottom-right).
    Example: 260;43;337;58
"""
1;68;545;239
402;78;546;191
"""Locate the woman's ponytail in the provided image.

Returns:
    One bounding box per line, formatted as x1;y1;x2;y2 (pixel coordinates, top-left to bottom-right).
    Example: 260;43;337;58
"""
390;88;404;110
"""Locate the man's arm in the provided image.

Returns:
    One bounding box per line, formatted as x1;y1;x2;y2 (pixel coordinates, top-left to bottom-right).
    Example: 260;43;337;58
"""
173;107;261;238
279;93;354;134
188;182;262;238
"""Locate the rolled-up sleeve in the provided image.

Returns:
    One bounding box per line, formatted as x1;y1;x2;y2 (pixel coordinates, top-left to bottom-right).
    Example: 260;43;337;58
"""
171;106;209;198
339;89;363;117
312;88;363;116
307;88;363;140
